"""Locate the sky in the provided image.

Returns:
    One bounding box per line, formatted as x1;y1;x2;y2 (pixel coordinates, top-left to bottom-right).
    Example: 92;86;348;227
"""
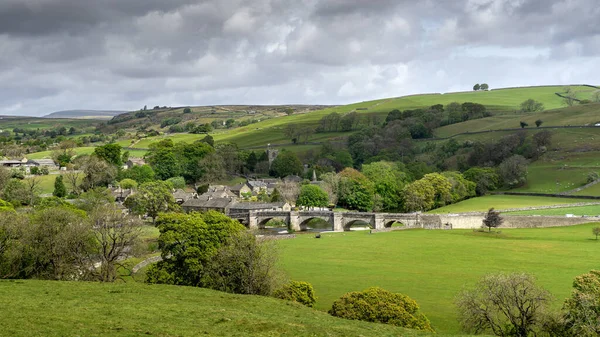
0;0;599;116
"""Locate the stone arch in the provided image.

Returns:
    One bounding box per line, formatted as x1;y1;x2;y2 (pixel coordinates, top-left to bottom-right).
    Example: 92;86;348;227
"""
257;217;288;229
298;216;333;231
384;220;405;228
343;219;373;231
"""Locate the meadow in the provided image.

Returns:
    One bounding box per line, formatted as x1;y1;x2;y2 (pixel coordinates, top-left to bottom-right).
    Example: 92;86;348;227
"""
427;194;594;213
0;279;450;337
278;223;600;334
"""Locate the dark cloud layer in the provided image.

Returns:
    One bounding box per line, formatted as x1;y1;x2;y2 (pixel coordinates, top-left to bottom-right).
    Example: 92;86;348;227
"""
1;0;599;116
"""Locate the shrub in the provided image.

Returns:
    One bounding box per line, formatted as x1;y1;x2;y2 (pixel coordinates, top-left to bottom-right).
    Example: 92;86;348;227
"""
329;287;434;332
563;270;600;336
274;281;317;307
586;171;599;184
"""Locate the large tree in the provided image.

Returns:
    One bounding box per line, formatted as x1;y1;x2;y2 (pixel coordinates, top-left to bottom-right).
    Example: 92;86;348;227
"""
88;204;143;282
520;99;545;112
53;175;67;198
270;150;303;178
134;181;180;224
563;270;600;336
456;273;551;337
362;161;408;212
146;211;245;287
337;168;375;212
296;185;329;208
93;143;123;167
402;179;435;212
498;155;528;188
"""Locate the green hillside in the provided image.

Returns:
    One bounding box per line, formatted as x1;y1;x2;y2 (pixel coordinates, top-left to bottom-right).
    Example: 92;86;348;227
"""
0;280;450;337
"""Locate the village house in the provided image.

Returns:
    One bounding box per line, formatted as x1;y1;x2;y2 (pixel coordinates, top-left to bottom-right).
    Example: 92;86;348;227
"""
125;158;146;169
172;189;197;204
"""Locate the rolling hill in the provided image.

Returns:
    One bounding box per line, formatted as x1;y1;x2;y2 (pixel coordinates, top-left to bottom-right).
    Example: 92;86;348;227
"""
44;109;128;119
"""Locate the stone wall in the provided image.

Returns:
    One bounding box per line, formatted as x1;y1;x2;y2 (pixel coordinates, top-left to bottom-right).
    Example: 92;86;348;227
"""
429;213;600;229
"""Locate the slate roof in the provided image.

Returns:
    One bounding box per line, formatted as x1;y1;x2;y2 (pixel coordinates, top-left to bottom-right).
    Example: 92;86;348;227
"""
228;202;287;210
182;198;234;209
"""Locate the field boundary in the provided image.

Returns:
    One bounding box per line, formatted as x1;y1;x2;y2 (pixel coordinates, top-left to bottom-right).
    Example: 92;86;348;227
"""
491;191;600;200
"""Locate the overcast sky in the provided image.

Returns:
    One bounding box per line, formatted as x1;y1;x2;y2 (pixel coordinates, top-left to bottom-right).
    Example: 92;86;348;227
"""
1;0;598;116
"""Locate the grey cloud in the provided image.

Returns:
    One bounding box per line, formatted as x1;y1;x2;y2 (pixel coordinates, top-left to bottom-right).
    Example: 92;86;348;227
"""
0;0;598;116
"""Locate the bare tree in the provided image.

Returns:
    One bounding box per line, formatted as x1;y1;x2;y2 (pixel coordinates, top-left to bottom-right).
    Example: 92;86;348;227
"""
278;181;300;205
89;204;143;282
320;172;339;205
563;87;577;107
64;170;82;196
456;273;552;337
24;175;41;205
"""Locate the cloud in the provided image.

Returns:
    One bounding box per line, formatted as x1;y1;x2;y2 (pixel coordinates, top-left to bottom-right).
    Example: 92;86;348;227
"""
0;0;598;116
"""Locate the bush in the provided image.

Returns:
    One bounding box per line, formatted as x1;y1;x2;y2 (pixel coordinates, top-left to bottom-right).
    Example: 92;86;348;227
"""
328;287;434;332
587;171;599;184
274;281;317;307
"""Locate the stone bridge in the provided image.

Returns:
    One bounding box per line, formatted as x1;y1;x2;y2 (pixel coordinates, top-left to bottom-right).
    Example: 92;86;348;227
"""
241;210;423;232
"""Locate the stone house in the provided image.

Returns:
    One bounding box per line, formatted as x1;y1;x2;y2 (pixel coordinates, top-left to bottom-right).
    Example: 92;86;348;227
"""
181;197;236;213
172;189;197;204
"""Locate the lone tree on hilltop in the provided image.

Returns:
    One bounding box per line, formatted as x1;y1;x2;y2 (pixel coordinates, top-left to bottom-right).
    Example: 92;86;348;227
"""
480;83;489;91
473;83;481;91
482;208;503;232
520;121;528;128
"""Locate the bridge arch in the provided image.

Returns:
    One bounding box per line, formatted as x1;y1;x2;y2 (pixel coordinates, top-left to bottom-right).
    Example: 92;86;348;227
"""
298;216;334;231
343;219;373;231
256;216;288;229
384;220;405;228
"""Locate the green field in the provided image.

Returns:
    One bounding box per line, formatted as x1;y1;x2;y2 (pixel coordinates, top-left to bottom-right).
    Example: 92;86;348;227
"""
279;224;600;333
505;205;600;216
26;147;97;159
0;280;448;337
428;195;594;213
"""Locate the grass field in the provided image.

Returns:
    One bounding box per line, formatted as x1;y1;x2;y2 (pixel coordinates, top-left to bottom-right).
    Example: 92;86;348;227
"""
0;280;450;337
278;224;600;333
505;205;600;216
428;195;595;213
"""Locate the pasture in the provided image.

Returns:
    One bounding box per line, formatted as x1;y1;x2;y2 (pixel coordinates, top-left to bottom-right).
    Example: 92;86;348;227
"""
278;224;600;333
0;279;443;337
505;204;600;216
427;194;593;213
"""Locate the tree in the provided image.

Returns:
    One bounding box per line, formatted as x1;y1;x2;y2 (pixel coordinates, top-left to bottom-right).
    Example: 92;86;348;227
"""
88;204;143;282
183;107;191;114
145;211;245;286
270;188;282;202
23;175;42;205
64;170;83;196
498;155;528;188
442;171;476;203
480;83;489;90
81;156;117;190
535;119;543;127
296;185;329;208
135;181;180;224
520;121;528;128
3;179;30;206
270;151;303;178
245;151;258;172
592;90;600;103
204;231;284;296
225;119;235;128
593;227;600;240
320;172;340;206
520;99;545;112
51;140;76;167
362;161;408;212
166;176;186;189
120;164;155;184
278;181;300;205
338;168;375;212
473;83;481;91
53;175;67;198
456;273;551;337
329;287;434;332
482;208;503;232
533;130;552;148
274;281;317;307
402;179;435;212
422;173;453;208
93;143;123;167
463;167;500;196
562;87;577;106
563;270;600;336
119;178;138;190
197;152;226;184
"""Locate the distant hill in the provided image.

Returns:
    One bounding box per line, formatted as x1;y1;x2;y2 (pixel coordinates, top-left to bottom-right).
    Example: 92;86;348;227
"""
44;110;128;120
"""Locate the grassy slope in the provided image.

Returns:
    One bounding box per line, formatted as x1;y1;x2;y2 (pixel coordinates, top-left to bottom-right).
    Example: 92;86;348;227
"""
279;224;600;334
427;195;595;213
505;205;600;216
0;280;450;337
